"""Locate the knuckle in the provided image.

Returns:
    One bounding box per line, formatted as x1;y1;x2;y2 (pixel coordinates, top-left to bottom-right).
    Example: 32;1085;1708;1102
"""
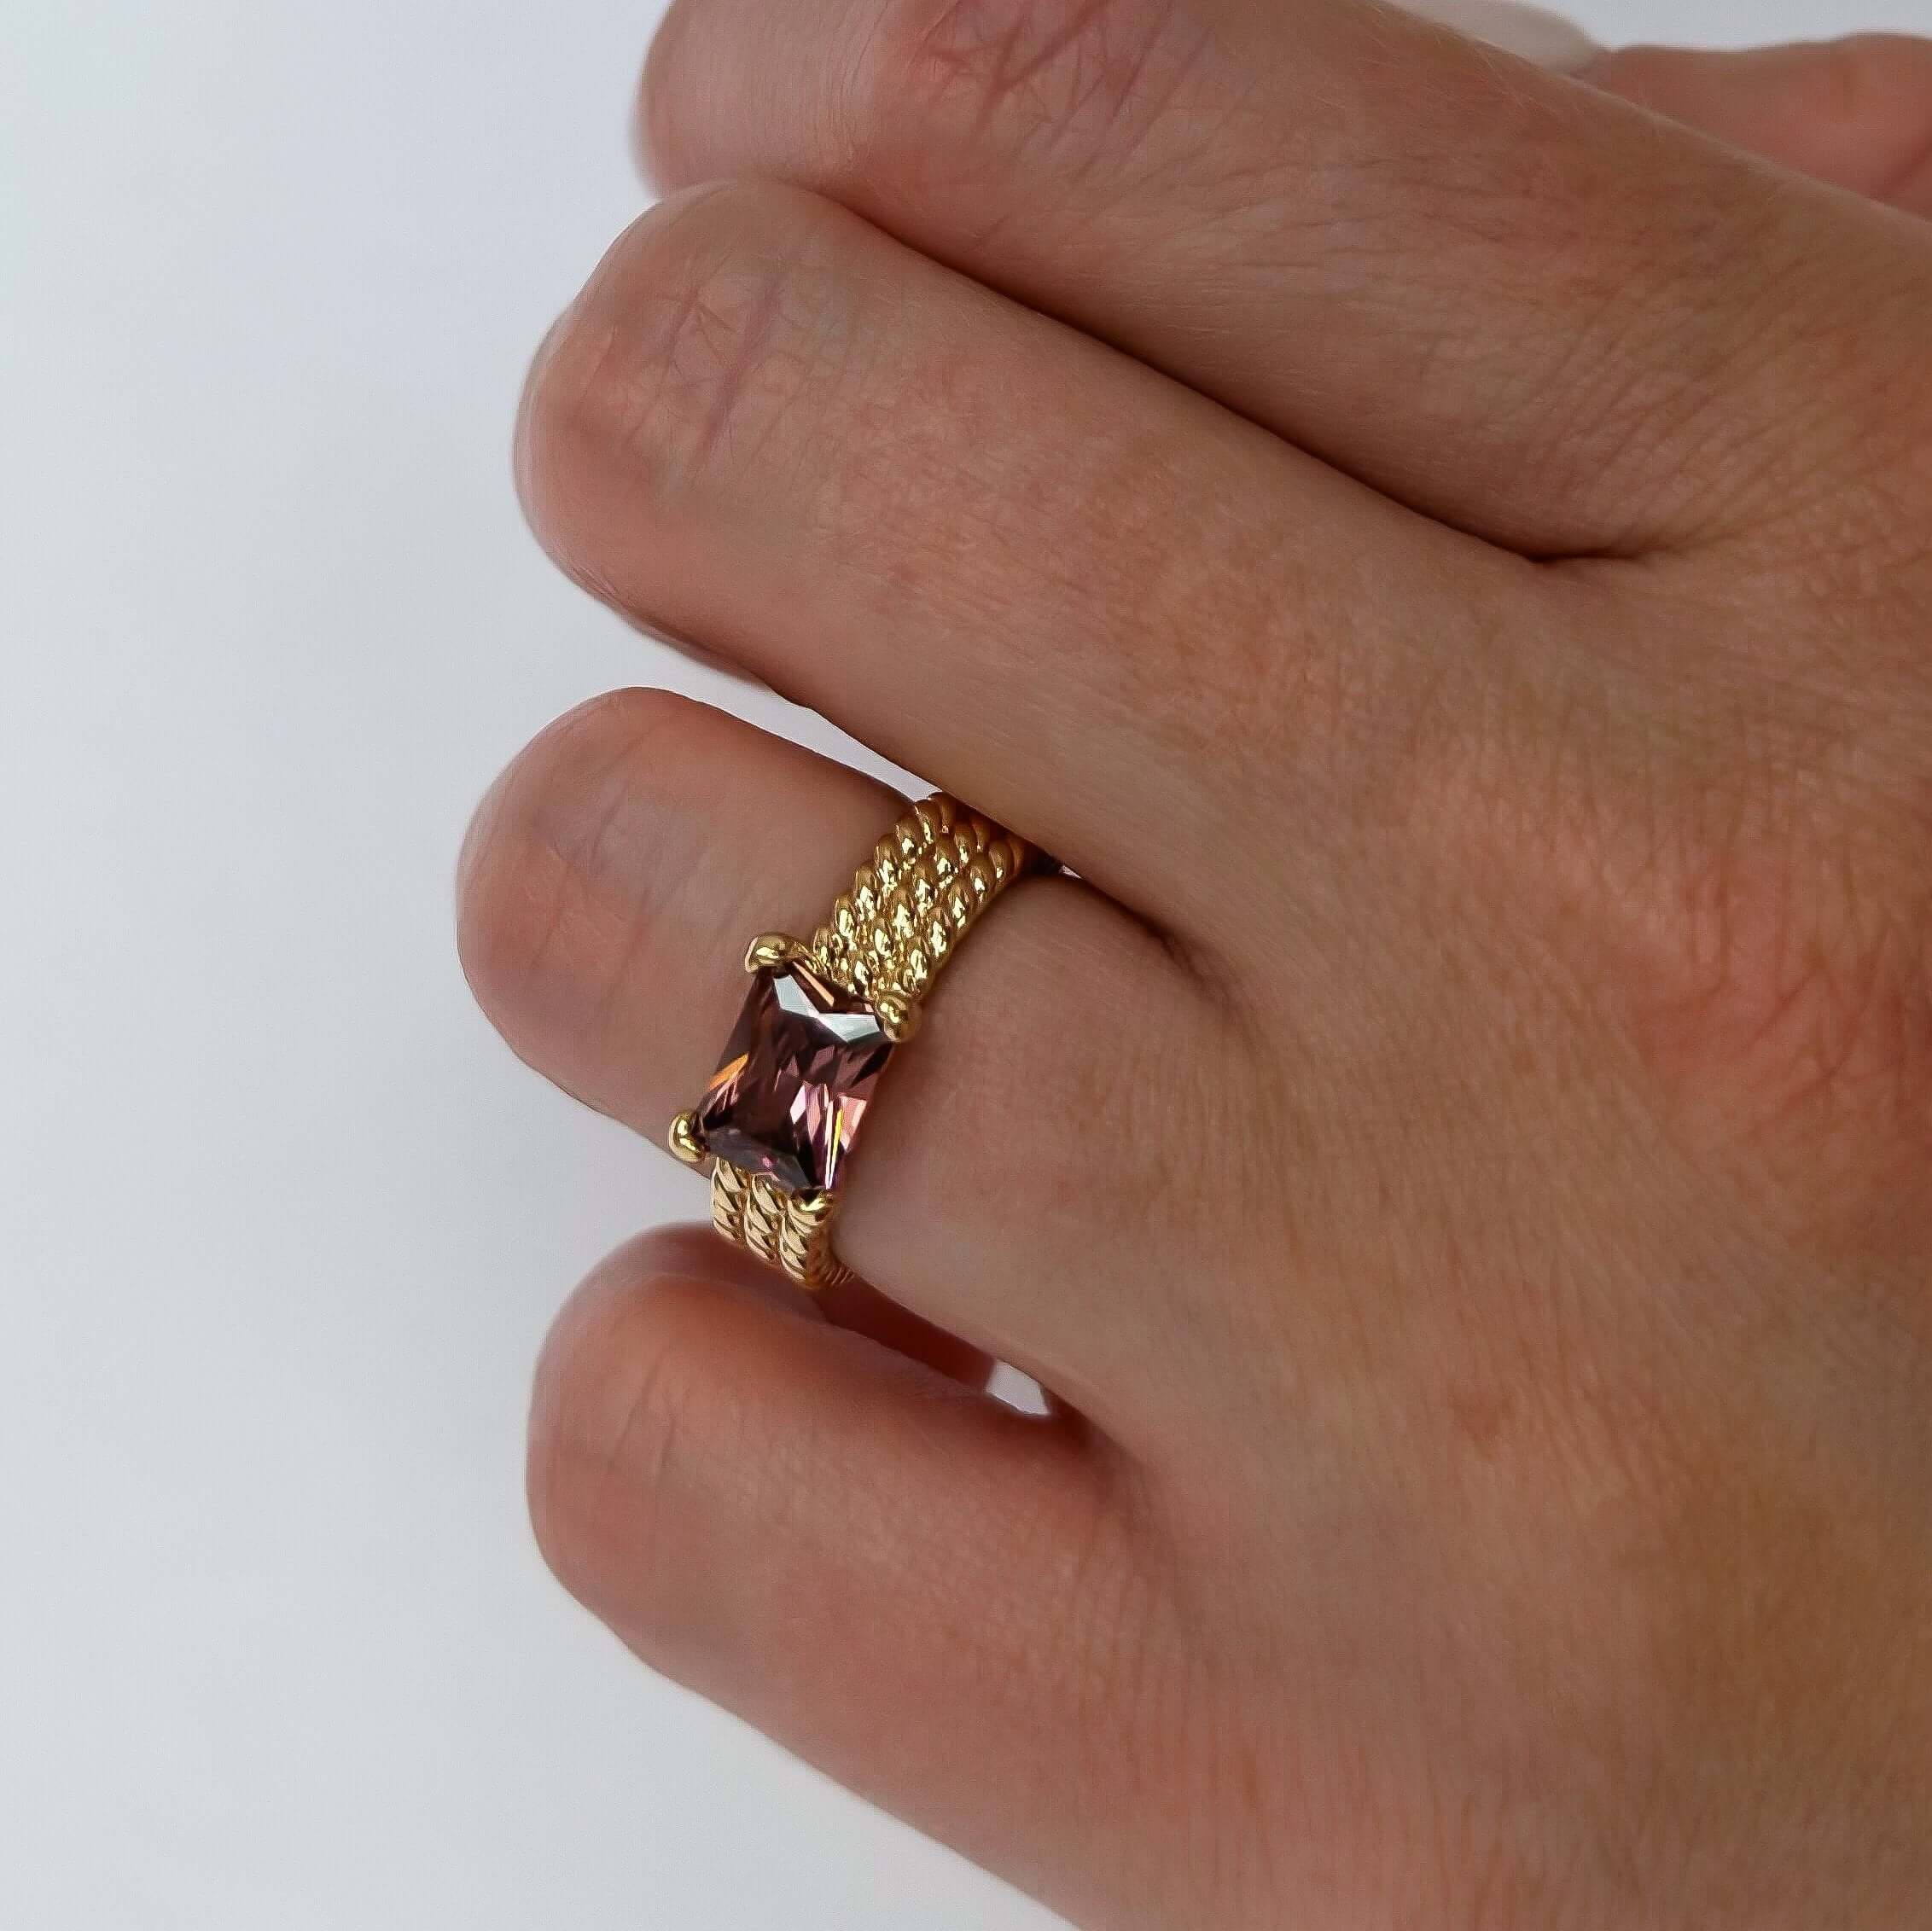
1436;604;1932;1260
869;0;1193;173
516;181;839;575
527;1266;738;1650
456;687;710;1050
1625;794;1932;1238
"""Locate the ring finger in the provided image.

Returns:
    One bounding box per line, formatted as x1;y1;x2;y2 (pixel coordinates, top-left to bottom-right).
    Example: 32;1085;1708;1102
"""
457;685;1219;1431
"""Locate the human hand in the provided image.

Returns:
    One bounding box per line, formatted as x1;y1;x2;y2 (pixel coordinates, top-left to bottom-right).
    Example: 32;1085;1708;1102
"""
461;5;1932;1924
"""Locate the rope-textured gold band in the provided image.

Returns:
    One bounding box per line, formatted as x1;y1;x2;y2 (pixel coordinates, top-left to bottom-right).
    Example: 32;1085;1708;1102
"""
699;794;1044;1290
709;1157;854;1289
812;794;1039;1003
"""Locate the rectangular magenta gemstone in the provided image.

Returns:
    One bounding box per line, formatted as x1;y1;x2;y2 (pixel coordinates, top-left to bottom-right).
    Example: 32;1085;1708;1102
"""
696;962;894;1195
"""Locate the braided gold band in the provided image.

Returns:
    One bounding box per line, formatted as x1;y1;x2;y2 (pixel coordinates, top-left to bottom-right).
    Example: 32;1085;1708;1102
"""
709;1156;852;1289
806;794;1041;1007
671;795;1045;1290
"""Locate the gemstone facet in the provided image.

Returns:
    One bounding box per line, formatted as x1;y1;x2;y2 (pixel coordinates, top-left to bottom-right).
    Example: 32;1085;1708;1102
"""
695;961;894;1195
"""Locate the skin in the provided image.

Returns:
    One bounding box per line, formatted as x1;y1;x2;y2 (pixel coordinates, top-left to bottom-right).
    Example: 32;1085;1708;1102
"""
458;8;1932;1927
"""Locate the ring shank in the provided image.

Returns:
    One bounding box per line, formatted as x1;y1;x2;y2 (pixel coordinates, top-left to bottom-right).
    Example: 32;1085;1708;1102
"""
810;794;1041;1003
710;1159;855;1289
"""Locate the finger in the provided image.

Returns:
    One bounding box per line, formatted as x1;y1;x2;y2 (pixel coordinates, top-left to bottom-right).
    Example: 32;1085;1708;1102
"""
459;686;1216;1425
517;178;1506;932
1402;9;1932;218
1586;37;1932;216
719;1227;996;1385
1397;0;1597;72
599;1226;992;1395
818;1272;993;1387
532;1224;1143;1912
641;0;1932;557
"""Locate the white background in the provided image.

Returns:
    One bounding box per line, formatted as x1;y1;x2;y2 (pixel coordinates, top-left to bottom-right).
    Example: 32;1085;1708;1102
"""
1;0;1919;1924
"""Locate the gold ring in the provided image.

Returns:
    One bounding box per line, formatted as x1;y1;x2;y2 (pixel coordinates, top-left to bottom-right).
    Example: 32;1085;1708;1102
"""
668;795;1048;1289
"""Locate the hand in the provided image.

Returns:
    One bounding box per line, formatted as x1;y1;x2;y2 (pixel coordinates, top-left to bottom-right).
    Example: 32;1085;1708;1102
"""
459;5;1932;1924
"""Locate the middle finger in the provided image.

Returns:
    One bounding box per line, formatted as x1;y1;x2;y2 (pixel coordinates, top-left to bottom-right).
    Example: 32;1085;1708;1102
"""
643;0;1932;559
518;178;1520;945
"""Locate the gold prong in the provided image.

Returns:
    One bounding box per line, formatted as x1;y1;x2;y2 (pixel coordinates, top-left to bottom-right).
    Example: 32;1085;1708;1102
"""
744;931;809;974
668;1109;708;1167
791;1189;836;1224
872;989;922;1044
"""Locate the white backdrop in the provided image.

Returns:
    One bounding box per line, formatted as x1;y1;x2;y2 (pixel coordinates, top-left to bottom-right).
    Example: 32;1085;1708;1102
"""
2;1;1920;1924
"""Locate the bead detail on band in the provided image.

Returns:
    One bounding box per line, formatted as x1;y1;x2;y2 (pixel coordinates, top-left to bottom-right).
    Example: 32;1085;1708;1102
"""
710;1161;853;1289
811;796;1033;1005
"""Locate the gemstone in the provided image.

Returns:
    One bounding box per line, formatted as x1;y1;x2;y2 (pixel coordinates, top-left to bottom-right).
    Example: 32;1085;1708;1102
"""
695;961;894;1195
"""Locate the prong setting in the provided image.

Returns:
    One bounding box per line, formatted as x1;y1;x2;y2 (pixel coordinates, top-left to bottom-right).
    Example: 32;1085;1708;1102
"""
744;931;811;974
668;1109;709;1167
687;797;1037;1290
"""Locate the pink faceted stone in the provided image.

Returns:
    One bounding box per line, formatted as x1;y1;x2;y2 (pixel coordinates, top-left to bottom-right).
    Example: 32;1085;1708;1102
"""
696;962;894;1195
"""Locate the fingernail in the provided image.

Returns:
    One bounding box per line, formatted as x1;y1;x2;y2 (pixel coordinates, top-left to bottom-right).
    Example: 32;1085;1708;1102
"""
1398;0;1600;71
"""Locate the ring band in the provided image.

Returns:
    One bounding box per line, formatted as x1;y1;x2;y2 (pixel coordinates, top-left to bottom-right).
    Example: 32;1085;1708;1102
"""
669;795;1048;1289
